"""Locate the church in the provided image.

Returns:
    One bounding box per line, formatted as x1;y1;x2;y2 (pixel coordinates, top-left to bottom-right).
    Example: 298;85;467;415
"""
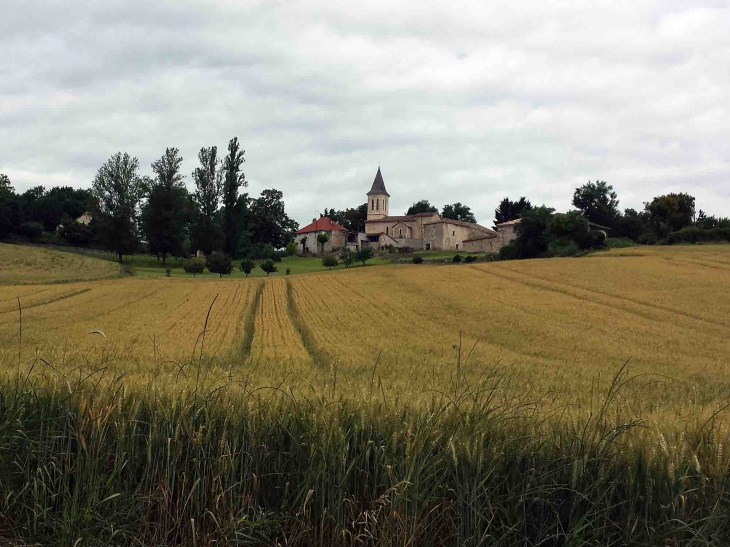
297;168;507;254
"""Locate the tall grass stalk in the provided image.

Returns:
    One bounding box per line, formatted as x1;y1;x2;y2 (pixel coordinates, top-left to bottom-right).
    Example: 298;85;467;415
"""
0;353;728;546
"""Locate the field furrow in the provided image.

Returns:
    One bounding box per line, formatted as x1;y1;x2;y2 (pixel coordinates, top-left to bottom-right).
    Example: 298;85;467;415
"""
249;278;310;365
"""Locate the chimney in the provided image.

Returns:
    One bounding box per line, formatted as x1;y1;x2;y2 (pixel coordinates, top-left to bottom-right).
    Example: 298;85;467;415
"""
313;218;317;223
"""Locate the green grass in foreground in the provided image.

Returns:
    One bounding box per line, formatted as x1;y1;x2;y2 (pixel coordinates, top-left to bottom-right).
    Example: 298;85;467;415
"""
0;357;727;546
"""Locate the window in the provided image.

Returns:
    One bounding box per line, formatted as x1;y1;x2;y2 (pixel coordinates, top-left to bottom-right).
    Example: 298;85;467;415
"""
452;231;455;236
386;226;389;235
399;228;403;236
456;244;459;250
377;199;379;211
371;199;374;210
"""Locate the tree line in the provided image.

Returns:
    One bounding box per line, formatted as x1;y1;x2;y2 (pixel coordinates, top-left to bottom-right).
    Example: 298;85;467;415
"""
495;181;730;259
0;139;299;262
2;163;727;264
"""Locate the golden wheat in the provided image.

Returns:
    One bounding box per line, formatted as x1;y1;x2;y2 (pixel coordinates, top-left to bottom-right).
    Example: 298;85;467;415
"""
0;244;728;431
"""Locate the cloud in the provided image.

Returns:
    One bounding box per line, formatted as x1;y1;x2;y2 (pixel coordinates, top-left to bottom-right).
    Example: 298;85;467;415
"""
1;0;728;226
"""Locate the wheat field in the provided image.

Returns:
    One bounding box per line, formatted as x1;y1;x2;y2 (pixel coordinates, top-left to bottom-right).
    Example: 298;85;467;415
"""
1;244;728;419
1;244;729;545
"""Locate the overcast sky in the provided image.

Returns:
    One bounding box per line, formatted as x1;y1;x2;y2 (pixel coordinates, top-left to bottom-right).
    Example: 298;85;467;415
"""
1;0;728;226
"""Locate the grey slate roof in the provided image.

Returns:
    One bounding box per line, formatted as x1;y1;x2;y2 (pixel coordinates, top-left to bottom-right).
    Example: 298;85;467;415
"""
366;167;390;197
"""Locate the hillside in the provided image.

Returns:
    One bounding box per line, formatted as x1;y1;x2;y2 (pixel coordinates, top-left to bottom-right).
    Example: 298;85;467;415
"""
1;244;728;405
1;243;729;545
0;243;122;285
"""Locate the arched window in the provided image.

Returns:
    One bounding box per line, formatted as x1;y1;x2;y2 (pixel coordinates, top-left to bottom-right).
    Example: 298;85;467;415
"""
386;226;389;235
399;228;403;236
376;199;379;211
371;199;374;210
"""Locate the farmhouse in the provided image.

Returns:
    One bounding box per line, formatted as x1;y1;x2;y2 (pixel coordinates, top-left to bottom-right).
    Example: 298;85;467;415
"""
295;216;348;254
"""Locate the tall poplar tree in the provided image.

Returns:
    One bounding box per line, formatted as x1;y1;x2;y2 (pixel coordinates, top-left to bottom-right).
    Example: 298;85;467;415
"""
141;148;189;263
221;137;247;256
191;146;222;255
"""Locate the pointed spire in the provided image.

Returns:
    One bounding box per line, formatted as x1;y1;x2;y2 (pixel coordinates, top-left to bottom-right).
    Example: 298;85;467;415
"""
367;167;390;197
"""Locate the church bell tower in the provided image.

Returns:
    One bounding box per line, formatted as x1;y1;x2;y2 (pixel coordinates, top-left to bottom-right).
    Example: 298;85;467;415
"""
366;167;390;221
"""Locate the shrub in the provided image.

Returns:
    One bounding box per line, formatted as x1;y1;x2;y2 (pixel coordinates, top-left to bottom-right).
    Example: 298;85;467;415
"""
239;258;255;278
206;253;233;278
667;226;730;245
464;255;477;263
322;255;338;270
183;259;205;277
547;239;580;257
316;232;329;254
355;247;374;265
286;268;291;275
605;237;635;249
260;259;277;276
498;244;520;260
412;255;424;264
340;249;354;268
637;232;658;245
165;268;171;277
20;221;44;242
285;241;298;256
452;254;462;263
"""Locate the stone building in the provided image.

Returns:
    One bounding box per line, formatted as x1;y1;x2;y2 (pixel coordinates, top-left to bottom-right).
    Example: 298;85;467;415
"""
362;168;499;251
295;217;348;254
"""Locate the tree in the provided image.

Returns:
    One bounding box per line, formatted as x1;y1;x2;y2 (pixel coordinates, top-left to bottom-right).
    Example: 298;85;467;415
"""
249;189;299;249
221;137;247;256
91;152;145;262
406;200;438;216
141;148;189;263
0;174;12;196
206;252;233;277
614;208;648;241
322;255;338;269
184;259;205;277
318;203;368;232
20;221;44;241
285;241;298;256
192;146;223;255
260;259;277;276
442;202;476;223
644;193;695;238
59;215;95;246
512;206;554;258
316;232;329;254
572;181;619;229
695;210;718;230
340;249;354;268
547;210;598;250
239;258;255;277
494;197;532;227
0;174;17;239
355;246;374;265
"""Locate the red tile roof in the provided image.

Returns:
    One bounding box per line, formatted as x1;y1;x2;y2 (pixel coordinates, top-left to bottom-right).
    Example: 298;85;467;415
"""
296;217;347;235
